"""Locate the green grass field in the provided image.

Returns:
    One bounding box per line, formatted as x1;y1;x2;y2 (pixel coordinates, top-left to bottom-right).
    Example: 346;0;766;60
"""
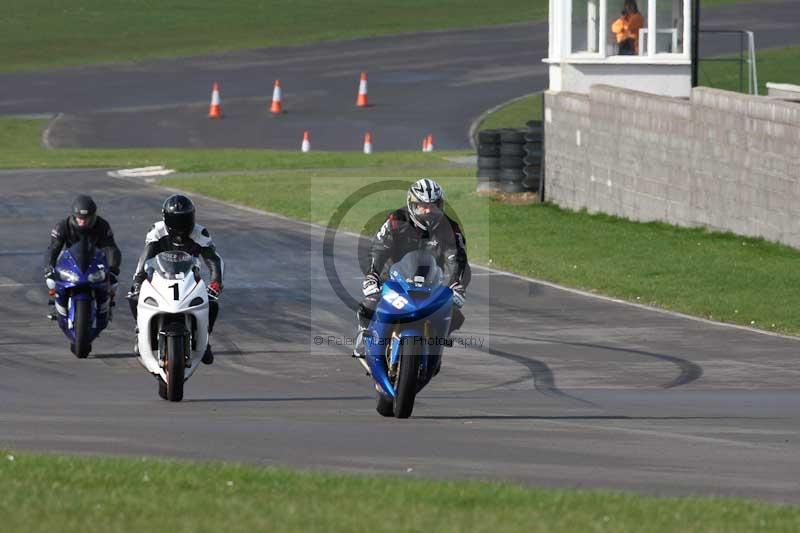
700;45;800;95
2;1;549;71
3;0;769;72
0;118;473;174
2;451;798;533
476;93;543;133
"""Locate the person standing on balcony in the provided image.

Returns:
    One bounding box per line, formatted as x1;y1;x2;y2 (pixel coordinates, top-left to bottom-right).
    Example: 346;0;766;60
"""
612;0;645;55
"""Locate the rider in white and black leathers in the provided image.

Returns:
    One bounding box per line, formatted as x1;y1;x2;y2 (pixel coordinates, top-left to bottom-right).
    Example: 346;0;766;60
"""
127;194;224;364
355;179;470;353
44;195;122;320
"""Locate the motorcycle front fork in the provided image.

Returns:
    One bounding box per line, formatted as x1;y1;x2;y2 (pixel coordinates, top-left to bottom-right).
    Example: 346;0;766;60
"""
48;293;112;321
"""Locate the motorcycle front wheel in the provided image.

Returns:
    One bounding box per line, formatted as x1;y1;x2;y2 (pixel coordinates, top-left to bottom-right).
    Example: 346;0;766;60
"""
393;342;420;418
71;299;92;358
162;334;186;402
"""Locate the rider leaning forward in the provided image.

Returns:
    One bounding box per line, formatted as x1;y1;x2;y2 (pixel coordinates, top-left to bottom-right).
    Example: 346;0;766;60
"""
354;178;470;355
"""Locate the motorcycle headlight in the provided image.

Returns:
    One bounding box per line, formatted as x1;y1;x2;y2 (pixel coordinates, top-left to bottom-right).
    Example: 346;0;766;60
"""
56;268;79;283
88;270;106;283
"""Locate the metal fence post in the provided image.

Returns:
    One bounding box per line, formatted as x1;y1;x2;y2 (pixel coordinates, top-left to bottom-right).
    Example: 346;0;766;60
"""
539;92;546;203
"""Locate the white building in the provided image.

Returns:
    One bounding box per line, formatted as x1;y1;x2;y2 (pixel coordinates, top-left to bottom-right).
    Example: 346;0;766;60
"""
545;0;693;97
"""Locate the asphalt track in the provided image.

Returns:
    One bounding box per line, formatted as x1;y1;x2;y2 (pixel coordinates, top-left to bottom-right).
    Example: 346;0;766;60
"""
2;168;800;502
1;1;799;150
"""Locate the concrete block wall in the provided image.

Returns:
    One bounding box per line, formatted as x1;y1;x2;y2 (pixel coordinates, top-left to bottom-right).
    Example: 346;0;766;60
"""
767;82;800;100
544;85;800;247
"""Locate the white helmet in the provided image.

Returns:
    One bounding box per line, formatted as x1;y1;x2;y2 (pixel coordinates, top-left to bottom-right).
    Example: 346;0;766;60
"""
407;178;445;231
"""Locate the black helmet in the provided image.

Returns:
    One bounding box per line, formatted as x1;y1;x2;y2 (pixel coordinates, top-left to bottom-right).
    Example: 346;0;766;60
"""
70;195;97;234
162;194;195;237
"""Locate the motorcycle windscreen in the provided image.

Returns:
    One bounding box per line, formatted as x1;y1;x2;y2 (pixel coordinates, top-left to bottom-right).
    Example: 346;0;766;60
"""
153;251;195;280
376;283;452;325
388;250;444;288
65;237;97;273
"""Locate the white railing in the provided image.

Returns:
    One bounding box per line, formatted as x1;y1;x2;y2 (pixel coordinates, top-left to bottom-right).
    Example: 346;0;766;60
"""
746;31;758;96
638;28;679;56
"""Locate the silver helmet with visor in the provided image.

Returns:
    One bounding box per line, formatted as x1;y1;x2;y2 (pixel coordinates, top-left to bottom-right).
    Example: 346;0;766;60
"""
407;178;444;232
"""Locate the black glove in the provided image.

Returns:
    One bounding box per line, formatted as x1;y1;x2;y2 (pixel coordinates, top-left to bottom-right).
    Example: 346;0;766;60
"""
44;266;57;293
362;272;381;297
449;282;466;308
108;271;119;285
126;281;141;300
128;271;146;298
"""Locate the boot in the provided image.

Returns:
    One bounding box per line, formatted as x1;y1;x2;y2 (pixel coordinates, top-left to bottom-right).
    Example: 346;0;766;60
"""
202;343;214;365
352;326;367;358
47;300;57;321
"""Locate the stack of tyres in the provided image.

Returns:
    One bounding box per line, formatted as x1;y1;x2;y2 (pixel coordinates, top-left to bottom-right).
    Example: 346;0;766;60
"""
523;120;543;192
476;129;501;192
499;128;526;193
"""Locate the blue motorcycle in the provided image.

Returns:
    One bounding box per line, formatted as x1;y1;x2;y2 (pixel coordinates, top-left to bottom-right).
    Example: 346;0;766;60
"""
362;251;454;418
52;237;111;358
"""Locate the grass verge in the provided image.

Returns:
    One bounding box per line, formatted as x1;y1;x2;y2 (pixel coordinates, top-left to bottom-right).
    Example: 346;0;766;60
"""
0;118;471;173
476;93;543;133
699;45;800;95
1;451;798;533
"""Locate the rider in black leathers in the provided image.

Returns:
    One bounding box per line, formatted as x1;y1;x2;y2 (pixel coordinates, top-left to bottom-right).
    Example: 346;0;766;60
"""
44;195;122;320
355;179;470;352
127;194;224;364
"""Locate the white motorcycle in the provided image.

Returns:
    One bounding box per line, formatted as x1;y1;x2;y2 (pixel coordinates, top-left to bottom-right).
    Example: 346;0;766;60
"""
136;250;210;402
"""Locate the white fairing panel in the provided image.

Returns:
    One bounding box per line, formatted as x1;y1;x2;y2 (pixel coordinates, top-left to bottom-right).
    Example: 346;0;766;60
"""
136;255;209;382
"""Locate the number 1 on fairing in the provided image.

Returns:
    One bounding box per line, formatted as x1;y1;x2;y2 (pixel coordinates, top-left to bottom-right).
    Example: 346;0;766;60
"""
169;283;179;301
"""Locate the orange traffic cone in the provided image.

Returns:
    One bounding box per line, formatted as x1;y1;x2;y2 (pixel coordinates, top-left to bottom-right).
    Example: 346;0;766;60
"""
363;132;373;154
208;82;222;119
422;136;429;152
270;80;282;114
356;72;369;107
301;131;311;152
426;134;434;152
